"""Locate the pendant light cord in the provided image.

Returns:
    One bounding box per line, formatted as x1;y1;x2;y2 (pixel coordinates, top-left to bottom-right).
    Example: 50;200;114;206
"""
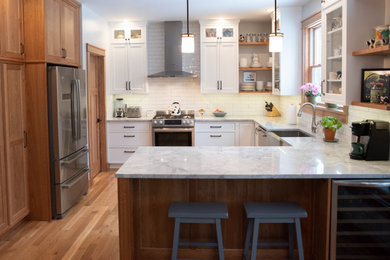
186;0;189;36
274;0;277;35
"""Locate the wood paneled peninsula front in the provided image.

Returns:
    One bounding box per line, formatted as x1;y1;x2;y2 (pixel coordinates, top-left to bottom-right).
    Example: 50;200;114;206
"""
116;127;390;260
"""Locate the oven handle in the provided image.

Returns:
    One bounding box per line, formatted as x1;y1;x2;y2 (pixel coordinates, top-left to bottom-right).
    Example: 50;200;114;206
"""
153;128;194;133
333;180;390;188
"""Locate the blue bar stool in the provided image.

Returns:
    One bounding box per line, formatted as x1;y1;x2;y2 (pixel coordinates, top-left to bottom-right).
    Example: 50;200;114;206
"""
168;202;229;260
243;202;307;260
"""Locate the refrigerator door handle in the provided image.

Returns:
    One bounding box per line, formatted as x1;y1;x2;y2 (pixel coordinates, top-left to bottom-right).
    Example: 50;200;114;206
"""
76;79;82;140
70;80;77;140
62;168;90;189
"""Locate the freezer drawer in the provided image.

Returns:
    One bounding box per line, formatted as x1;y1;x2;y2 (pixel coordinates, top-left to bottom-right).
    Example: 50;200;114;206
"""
56;147;89;184
55;168;89;217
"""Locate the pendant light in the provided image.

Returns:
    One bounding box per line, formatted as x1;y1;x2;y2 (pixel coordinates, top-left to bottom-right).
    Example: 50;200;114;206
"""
182;0;195;53
269;0;283;52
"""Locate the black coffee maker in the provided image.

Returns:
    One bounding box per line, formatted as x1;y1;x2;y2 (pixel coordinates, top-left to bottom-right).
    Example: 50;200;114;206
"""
350;120;389;161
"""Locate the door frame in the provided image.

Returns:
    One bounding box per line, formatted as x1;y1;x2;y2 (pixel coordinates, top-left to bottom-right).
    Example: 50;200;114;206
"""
86;44;107;177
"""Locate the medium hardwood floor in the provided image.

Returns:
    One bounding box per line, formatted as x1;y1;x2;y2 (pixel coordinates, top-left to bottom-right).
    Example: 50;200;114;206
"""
0;171;119;260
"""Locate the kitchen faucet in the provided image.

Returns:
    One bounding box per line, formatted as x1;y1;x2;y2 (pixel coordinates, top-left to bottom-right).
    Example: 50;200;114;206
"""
297;102;321;133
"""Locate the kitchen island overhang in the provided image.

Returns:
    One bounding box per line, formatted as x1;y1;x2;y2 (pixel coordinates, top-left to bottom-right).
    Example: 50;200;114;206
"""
116;146;390;260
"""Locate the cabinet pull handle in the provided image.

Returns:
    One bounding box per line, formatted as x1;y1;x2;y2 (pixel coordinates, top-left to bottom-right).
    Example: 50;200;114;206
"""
124;135;135;138
217;81;219;90
20;43;25;55
62;48;67;58
220;80;222;90
126;81;128;90
210;135;222;138
210;126;222;129
24;131;27;148
321;80;325;96
123;126;135;129
129;81;131;90
124;150;135;154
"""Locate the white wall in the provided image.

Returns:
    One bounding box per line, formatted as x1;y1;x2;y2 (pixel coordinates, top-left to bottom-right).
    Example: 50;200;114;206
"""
302;0;321;20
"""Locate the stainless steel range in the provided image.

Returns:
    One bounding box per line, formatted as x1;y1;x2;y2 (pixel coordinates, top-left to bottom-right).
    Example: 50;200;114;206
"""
152;110;194;146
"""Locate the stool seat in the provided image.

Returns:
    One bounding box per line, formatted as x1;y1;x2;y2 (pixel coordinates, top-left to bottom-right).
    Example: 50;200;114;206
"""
169;202;228;219
244;202;308;219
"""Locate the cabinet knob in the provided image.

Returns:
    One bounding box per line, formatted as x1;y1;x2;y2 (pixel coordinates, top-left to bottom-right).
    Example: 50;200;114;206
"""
61;48;67;58
20;43;25;55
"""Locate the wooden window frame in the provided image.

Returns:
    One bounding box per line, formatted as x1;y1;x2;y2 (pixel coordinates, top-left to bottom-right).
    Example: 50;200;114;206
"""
301;12;348;123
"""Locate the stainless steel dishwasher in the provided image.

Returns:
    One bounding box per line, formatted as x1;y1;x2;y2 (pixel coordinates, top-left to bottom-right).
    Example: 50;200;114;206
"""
255;125;290;146
330;179;390;260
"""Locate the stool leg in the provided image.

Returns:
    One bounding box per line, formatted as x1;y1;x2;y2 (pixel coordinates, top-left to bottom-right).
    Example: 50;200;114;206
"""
243;219;253;260
294;218;304;260
288;223;294;260
250;219;260;260
171;218;181;260
215;218;224;260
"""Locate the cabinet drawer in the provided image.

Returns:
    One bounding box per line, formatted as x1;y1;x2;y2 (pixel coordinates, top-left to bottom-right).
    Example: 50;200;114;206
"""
195;122;235;132
108;132;152;147
108;122;151;132
108;147;137;164
195;132;235;146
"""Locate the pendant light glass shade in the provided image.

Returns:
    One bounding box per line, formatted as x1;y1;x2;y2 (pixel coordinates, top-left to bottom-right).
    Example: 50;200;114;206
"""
269;33;283;52
181;33;195;53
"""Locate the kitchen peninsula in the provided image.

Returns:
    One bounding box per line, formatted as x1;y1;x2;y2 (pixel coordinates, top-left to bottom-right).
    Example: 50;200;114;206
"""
116;119;390;260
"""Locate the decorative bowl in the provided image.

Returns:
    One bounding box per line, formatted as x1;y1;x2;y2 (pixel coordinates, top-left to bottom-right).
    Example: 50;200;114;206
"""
213;112;227;117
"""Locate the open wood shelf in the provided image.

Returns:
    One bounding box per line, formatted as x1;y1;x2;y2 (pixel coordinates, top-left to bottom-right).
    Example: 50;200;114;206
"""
352;45;390;56
239;41;269;46
239;91;272;94
351;102;390;110
239;67;272;71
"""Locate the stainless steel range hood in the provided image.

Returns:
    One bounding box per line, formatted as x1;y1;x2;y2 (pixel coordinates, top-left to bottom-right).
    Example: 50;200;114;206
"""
148;21;197;78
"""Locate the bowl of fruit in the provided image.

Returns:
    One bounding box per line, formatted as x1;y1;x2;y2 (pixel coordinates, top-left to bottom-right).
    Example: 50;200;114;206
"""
213;109;227;117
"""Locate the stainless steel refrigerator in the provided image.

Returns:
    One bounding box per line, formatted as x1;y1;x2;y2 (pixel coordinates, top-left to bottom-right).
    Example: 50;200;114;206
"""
47;66;89;219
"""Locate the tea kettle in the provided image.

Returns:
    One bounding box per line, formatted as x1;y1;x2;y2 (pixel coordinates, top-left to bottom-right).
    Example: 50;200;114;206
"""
170;102;181;116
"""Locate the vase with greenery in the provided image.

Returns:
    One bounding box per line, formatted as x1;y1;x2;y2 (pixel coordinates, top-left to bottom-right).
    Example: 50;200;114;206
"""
300;83;320;105
321;116;342;141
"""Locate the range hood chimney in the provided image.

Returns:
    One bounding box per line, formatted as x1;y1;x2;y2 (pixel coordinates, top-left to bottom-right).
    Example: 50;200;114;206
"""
148;21;197;78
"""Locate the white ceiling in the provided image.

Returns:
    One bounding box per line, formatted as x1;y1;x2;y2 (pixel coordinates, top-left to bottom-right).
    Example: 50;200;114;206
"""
79;0;311;22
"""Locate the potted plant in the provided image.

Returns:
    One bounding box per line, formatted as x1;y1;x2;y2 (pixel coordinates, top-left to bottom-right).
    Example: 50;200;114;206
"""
300;83;320;105
321;116;342;141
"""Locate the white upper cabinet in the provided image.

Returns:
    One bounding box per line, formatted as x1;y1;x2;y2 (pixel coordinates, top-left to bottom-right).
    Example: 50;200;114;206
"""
321;0;385;105
271;7;302;96
109;22;148;94
200;20;239;94
111;23;146;44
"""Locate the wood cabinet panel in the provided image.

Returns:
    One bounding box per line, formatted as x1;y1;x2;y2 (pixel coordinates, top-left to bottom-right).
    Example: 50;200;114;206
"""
1;0;24;60
45;0;62;61
0;68;8;235
2;64;29;226
60;0;80;65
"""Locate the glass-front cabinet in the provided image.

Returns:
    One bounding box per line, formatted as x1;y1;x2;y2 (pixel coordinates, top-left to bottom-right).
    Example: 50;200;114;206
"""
321;1;345;104
200;20;238;43
272;52;280;94
111;23;146;44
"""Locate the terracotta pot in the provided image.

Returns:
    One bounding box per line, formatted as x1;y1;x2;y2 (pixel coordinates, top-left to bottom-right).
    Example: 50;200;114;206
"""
324;128;336;141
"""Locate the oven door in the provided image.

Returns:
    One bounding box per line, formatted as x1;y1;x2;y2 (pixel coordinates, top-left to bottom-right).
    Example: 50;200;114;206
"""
153;128;194;146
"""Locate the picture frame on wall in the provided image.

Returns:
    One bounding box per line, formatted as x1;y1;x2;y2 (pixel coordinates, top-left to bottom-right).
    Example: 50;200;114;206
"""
361;69;390;103
243;72;256;82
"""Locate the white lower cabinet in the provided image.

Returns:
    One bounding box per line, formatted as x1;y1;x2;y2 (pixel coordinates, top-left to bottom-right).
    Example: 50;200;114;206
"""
107;121;152;164
195;121;254;146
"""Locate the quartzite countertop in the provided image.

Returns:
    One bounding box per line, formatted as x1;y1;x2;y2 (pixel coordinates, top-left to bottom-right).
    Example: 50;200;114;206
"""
115;116;390;179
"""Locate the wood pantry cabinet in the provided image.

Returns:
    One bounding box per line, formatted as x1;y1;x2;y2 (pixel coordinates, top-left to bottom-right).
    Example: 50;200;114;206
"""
0;0;25;61
45;0;80;66
0;63;29;236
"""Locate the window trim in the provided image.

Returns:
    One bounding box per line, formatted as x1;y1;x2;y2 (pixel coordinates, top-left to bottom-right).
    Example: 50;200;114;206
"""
301;12;348;123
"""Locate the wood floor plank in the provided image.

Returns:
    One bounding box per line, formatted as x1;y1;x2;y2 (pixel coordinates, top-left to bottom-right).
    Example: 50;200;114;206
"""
0;171;119;260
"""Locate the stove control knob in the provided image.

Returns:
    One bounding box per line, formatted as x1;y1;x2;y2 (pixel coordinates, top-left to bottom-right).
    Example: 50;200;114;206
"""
159;120;163;124
183;120;187;124
153;120;158;124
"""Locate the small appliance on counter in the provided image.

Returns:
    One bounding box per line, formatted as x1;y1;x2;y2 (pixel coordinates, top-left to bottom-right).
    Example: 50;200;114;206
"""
350;120;389;161
126;106;142;118
170;102;181;116
265;101;281;117
114;98;126;118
